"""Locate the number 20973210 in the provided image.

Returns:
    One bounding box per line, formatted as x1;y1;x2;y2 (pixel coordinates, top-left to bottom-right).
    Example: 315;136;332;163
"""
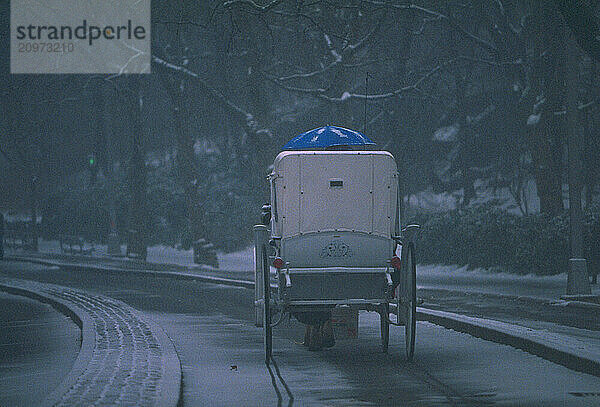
18;42;74;53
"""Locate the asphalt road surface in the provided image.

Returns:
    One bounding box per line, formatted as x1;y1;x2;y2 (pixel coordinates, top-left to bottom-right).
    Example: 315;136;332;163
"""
1;260;600;406
0;288;80;407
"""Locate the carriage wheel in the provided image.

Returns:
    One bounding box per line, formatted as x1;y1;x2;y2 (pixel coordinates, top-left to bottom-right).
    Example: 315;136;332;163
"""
380;303;390;353
401;242;417;361
262;245;272;364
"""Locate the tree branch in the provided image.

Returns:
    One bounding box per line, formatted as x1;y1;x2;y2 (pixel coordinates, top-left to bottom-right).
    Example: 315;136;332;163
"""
152;55;254;124
362;1;498;54
223;0;286;12
271;12;385;82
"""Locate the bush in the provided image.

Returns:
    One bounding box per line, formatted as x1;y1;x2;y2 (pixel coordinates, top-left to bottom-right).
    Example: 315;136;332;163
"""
408;205;598;276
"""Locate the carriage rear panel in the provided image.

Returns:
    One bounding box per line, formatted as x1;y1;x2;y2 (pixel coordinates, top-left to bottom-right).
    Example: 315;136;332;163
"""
270;151;398;269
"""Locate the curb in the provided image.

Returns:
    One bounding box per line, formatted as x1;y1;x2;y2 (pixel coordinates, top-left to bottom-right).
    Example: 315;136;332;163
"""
0;279;182;407
6;255;600;379
0;282;95;407
415;307;600;378
561;294;600;303
140;310;182;407
551;299;600;312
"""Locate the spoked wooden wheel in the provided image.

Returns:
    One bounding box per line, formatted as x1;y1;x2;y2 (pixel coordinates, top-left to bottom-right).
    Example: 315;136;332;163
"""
400;242;417;361
380;303;390;353
262;246;272;364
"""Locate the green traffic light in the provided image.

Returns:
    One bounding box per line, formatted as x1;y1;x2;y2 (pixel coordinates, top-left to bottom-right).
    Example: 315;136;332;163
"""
89;157;95;166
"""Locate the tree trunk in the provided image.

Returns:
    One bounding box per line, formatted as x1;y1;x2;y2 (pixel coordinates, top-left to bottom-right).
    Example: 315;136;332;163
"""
531;126;564;216
128;77;148;259
29;175;38;251
584;60;598;211
584;109;594;211
454;75;476;206
161;71;205;247
245;57;273;197
530;5;566;216
448;8;476;207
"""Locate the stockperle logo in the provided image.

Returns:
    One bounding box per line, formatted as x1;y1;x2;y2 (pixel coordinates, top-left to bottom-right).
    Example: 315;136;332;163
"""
11;0;150;74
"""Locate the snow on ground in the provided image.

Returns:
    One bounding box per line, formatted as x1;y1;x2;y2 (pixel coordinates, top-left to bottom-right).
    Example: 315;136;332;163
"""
32;238;254;272
407;189;460;212
149;245;253;272
146;245;194;267
417;263;569;299
215;246;254;272
144;245;254;272
418;263;566;283
34;238;109;255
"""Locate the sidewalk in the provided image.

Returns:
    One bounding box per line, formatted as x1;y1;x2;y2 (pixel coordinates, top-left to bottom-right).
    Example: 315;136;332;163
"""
6;245;600;375
0;276;181;407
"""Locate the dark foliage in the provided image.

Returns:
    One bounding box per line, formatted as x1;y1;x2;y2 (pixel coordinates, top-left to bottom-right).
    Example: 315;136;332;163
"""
410;205;599;275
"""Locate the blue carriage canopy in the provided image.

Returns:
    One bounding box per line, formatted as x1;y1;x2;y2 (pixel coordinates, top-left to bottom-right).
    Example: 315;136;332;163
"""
282;125;376;150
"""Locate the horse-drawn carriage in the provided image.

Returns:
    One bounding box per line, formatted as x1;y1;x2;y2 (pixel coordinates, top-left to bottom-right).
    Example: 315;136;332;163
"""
254;126;419;364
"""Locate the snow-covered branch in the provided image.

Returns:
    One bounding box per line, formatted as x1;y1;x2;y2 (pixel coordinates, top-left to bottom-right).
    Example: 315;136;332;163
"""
323;33;342;62
152;55;254;125
272;15;383;82
267;58;456;103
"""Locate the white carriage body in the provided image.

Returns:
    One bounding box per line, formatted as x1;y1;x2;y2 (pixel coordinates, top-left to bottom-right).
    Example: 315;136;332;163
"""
269;150;399;302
